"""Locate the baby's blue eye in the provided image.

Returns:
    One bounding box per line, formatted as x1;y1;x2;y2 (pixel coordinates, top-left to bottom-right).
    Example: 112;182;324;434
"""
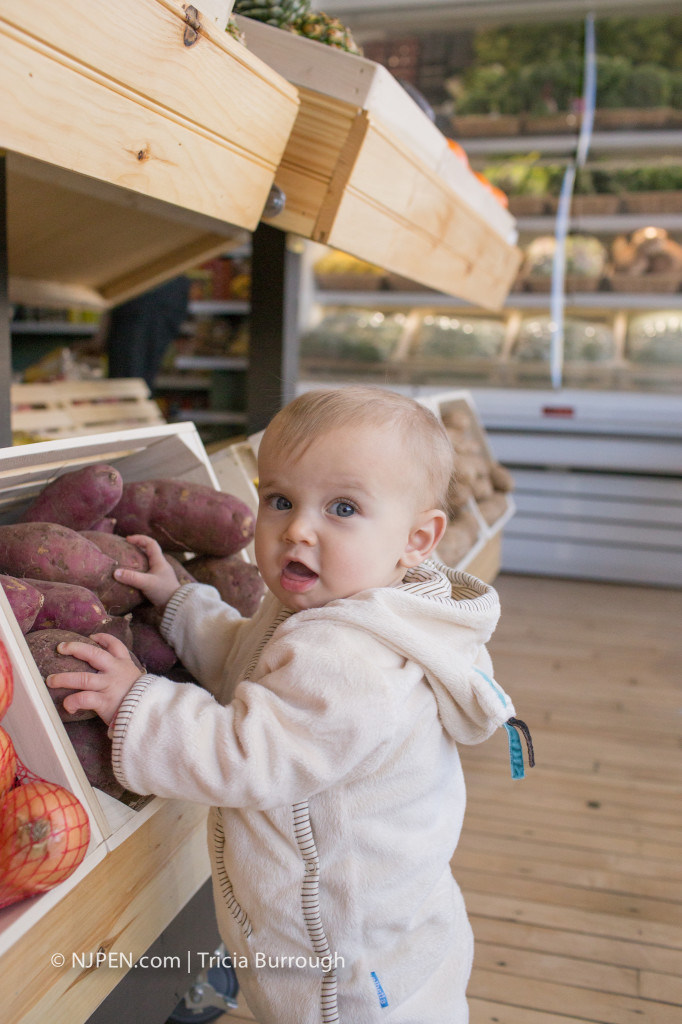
329;500;356;518
268;495;292;511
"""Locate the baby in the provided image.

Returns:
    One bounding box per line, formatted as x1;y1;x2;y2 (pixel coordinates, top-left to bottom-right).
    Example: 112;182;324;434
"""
49;386;526;1024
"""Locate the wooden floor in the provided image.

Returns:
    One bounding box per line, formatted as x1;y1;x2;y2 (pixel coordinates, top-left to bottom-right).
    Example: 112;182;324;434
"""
457;573;682;1024
218;573;682;1023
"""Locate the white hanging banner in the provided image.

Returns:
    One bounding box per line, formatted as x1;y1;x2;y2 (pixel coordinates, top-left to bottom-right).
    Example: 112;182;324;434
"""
549;12;597;391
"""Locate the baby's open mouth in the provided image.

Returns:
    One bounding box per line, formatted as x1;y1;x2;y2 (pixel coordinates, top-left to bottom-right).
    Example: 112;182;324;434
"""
281;560;318;592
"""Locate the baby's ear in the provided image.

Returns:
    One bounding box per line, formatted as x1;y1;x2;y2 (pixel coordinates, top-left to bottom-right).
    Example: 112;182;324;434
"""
400;509;447;568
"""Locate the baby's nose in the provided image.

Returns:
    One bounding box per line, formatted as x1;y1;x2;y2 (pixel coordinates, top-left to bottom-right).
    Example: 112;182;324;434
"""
284;512;315;544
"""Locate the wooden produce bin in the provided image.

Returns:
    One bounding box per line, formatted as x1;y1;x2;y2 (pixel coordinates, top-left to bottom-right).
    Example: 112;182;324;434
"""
233;17;522;310
0;0;299;310
0;421;242;1023
419;391;516;583
11;380;166;443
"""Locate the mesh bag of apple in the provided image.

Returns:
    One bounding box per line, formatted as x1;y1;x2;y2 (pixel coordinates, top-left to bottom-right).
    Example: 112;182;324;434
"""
0;639;90;909
0;466;263;805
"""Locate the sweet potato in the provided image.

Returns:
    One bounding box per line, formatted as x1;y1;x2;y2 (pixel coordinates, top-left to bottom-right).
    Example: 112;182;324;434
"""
26;629;102;721
111;479;255;556
0;575;44;633
89;517;117;533
185;554;264;617
18;463;123;530
63;718;124;799
131;620;177;674
92;614;134;649
26;628;143;722
80;532;148;615
164;552;197;587
26;579;111;635
490;462;515;493
0;523;116;589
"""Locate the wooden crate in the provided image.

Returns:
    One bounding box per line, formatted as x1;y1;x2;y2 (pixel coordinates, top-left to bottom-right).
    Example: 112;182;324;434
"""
0;0;299;309
234;17;522;311
208;439;259;562
0;422;222;886
0;421;263;1017
418;390;516;583
11;379;165;442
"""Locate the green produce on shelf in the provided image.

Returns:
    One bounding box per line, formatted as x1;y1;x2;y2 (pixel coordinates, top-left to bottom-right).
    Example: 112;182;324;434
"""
621;63;672;108
513;317;616;363
522;235;608;280
232;0;311;27
300;309;406;363
594;55;632;109
417;316;506;360
627;311;682;364
483;154;563;198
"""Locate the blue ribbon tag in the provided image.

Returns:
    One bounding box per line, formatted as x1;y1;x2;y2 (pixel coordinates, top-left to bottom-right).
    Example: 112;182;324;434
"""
504;721;526;780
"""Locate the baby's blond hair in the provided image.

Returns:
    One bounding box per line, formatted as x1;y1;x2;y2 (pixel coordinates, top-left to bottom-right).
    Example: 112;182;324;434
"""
260;386;455;512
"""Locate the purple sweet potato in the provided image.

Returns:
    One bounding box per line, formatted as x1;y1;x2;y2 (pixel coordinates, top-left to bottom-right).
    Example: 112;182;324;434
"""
80;532;149;615
0;575;44;633
63;718;124;799
26;628;143;722
130;620;177;674
91;614;134;649
0;523;116;589
185;554;264;617
26;629;102;721
111;479;255;556
89;517;117;533
26;579;111;635
164;552;197;587
18;462;123;530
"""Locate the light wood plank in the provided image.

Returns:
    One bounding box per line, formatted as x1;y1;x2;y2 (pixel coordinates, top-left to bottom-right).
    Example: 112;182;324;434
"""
449;574;682;1022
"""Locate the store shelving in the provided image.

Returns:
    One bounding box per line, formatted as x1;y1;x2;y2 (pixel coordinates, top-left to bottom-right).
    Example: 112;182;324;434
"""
301;113;682;587
233;14;522;310
461;128;682;158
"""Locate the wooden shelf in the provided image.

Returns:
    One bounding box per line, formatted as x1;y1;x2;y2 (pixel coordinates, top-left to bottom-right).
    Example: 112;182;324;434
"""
0;0;299;310
234;16;521;311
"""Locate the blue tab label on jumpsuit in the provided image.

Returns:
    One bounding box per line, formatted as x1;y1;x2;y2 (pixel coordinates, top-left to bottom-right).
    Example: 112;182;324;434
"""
504;721;526;779
370;971;389;1008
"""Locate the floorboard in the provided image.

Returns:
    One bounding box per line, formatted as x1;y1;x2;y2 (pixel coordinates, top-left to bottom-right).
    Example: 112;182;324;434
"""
456;573;682;1024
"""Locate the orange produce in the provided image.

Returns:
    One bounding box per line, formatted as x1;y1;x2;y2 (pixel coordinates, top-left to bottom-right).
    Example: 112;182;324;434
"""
446;137;470;167
473;171;509;208
0;638;13;720
0;726;16;799
0;779;90;895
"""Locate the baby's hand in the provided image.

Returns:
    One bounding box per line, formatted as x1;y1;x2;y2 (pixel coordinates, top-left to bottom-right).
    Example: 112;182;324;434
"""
116;534;180;608
46;633;144;726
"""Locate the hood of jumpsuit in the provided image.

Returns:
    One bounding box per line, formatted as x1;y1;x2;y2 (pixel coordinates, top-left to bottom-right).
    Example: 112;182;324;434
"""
286;558;516;748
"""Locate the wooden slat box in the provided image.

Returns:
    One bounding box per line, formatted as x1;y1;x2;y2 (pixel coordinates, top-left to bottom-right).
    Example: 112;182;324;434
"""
0;0;299;309
0;422;224;876
234;17;522;310
0;421;256;1018
11;379;166;442
418;390;516;582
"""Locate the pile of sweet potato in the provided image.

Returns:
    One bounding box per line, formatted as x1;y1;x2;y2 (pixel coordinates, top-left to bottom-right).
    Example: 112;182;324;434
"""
0;462;264;798
437;404;515;567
